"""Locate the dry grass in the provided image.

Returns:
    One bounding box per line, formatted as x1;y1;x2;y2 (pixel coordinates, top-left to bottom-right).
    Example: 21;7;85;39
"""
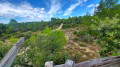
61;27;101;63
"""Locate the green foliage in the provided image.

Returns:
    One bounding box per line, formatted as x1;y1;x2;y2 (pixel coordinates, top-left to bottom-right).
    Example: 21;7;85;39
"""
9;36;19;43
79;43;87;47
77;30;88;36
91;17;120;57
0;41;12;60
1;0;120;65
112;49;120;56
95;0;119;18
9;19;18;24
104;0;119;8
72;52;82;62
49;52;71;65
43;26;52;34
62;24;71;29
73;31;77;35
74;38;78;41
82;34;93;42
88;30;99;36
72;23;77;27
14;27;69;67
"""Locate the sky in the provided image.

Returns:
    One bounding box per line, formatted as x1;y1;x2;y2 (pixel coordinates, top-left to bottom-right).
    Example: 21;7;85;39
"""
0;0;102;24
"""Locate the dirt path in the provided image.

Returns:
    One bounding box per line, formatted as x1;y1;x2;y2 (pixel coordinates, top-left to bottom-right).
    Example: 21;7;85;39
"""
54;23;63;31
61;27;101;63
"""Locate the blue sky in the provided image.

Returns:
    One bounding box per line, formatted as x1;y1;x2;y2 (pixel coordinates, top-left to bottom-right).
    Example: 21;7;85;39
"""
0;0;101;23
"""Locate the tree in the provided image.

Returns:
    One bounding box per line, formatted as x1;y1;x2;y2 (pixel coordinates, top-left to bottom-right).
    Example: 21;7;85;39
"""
96;0;105;12
0;23;8;34
51;17;56;22
104;0;119;8
86;12;91;16
9;19;18;24
9;19;18;29
96;0;119;10
94;0;119;18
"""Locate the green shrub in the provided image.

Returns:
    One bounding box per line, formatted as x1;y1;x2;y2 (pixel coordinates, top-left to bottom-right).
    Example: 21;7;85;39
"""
51;52;71;65
79;43;87;47
91;17;120;57
88;30;99;36
72;23;77;27
62;24;71;29
77;30;88;36
23;32;33;39
9;36;19;43
74;38;78;41
112;49;120;56
82;34;93;42
72;52;82;62
13;27;70;67
0;41;12;60
73;31;77;35
76;28;79;30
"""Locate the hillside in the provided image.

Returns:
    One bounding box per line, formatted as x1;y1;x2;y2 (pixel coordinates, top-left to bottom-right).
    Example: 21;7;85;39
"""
0;0;120;66
62;27;101;63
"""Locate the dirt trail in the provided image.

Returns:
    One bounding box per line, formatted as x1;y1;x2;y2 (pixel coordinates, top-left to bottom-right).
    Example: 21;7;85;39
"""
61;27;101;63
54;23;63;31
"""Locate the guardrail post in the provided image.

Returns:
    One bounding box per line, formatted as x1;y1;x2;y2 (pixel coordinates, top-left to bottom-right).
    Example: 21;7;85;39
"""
45;61;54;67
65;59;74;67
0;37;24;67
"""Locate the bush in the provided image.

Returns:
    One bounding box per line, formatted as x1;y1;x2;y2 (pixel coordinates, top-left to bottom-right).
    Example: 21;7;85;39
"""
73;31;77;35
9;36;19;43
62;24;71;29
74;38;78;41
13;27;70;67
82;34;93;42
77;30;88;36
51;52;71;65
76;28;79;30
88;30;99;36
79;43;87;47
91;17;120;57
112;49;120;56
0;41;12;60
72;52;82;62
72;23;77;27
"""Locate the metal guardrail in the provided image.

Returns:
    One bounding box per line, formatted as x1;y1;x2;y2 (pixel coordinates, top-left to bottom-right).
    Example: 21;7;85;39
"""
0;37;24;67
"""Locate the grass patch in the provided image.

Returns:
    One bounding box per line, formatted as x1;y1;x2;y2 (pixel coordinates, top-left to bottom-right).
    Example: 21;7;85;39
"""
74;38;78;41
73;31;77;35
79;43;87;47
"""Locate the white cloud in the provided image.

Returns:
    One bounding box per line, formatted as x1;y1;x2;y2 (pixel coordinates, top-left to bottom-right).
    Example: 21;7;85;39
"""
0;2;48;20
40;11;45;13
48;0;61;15
84;0;87;2
96;4;99;7
0;1;61;22
87;4;94;8
63;0;82;16
58;11;62;14
91;4;99;13
41;8;45;10
92;8;95;13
